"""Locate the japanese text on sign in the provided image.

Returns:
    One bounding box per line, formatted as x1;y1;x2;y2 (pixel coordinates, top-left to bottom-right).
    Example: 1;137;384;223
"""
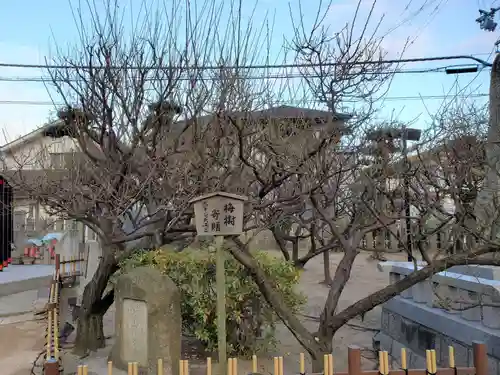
191;193;247;236
203;200;239;233
203;201;209;233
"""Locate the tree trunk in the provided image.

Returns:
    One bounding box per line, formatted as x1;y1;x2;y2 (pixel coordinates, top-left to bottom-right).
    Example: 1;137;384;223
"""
292;240;299;263
75;311;105;353
272;229;290;261
322;250;331;285
310;338;332;372
74;248;118;356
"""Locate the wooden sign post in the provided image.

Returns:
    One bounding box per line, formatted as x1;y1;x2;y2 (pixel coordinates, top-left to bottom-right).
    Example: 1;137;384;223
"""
189;192;247;375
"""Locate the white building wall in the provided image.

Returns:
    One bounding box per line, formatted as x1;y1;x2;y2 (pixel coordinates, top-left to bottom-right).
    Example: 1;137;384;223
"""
1;135;77;170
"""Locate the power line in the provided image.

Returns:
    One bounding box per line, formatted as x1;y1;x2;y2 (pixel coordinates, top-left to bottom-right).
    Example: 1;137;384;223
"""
0;93;488;107
0;54;493;71
0;64;490;84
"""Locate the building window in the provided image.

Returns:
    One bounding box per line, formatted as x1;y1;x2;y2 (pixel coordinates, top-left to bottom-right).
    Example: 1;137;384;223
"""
50;153;65;169
85;226;97;241
361;236;367;248
50;153;75;169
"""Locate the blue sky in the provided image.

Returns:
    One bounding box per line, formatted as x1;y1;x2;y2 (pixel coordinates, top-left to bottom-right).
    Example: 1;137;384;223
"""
0;0;498;143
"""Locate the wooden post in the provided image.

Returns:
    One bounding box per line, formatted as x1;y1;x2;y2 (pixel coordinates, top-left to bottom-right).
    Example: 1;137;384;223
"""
473;342;487;375
215;235;227;375
55;254;60;275
44;358;59;375
347;346;361;375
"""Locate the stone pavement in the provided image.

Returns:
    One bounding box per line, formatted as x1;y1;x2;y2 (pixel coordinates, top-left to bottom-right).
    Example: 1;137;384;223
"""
0;265;53;297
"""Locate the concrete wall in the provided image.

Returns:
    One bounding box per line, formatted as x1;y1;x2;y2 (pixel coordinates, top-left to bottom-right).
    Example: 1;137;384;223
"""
376;262;500;375
375;301;499;374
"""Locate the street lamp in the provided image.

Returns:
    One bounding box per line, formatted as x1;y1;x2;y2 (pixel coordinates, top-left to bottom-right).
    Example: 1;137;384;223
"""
445;66;479;75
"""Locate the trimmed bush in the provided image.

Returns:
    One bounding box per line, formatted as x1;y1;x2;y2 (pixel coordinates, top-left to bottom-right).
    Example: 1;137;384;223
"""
118;246;305;356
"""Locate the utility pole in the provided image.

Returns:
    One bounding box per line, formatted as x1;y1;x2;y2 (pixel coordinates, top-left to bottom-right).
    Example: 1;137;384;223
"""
476;7;500;50
476;7;500;32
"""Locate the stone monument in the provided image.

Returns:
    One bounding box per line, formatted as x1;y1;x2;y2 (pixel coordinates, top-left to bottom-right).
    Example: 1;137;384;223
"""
111;266;181;375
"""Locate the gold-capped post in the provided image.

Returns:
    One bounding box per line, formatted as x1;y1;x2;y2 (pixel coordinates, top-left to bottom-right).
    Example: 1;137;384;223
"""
425;350;431;373
179;360;185;375
108;361;113;375
83;365;89;375
449;346;455;368
206;357;211;375
128;362;133;375
77;365;84;375
299;353;305;374
383;351;389;375
132;362;138;375
273;357;279;375
430;350;437;374
252;355;258;373
50;284;55;304
324;354;329;375
378;351;384;374
232;357;238;375
158;359;164;375
53;307;59;359
46;310;52;359
401;348;407;370
279;356;284;375
328;354;333;375
184;359;189;375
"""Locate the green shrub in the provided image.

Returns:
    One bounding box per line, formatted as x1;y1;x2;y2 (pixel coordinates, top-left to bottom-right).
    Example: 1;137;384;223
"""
118;246;305;356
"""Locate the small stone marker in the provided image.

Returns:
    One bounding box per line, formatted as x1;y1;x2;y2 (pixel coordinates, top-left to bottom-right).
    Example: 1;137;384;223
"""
111;266;181;375
190;192;247;236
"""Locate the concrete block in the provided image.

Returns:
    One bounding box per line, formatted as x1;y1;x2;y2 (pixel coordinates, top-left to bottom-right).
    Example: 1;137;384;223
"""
440;335;454;365
442;285;461;314
412;282;431;303
381;308;389;332
448;265;500;281
482;293;500;329
400;316;419;352
385;297;500;358
449;341;469;367
387;311;402;342
460;289;482;321
373;331;393;352
416;325;437;353
487;355;499;375
401;280;413;299
408;350;427;369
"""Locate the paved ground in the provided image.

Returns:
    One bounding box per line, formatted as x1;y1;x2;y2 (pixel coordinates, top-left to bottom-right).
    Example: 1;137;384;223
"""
0;265;53;283
0;251;409;375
